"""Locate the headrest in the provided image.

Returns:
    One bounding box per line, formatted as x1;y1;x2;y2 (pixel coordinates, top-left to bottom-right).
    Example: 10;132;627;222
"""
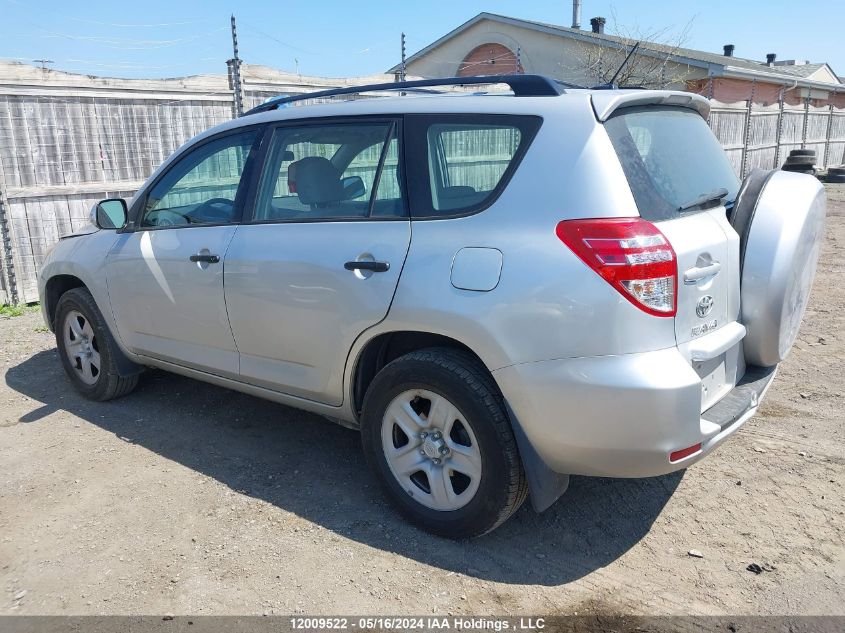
287;156;343;206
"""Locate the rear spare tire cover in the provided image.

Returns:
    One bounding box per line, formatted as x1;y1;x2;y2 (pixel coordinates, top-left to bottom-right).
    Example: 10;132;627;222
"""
738;170;826;367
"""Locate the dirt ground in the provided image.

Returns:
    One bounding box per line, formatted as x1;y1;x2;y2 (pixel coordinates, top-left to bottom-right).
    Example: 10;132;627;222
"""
1;186;843;617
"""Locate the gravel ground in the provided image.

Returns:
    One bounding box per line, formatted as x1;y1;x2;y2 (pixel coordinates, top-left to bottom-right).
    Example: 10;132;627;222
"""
1;185;843;617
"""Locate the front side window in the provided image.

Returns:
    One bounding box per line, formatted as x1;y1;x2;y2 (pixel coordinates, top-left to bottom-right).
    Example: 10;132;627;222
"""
253;121;401;222
141;130;258;228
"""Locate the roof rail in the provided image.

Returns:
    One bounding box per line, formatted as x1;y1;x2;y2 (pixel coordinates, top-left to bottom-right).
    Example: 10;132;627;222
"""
243;74;567;116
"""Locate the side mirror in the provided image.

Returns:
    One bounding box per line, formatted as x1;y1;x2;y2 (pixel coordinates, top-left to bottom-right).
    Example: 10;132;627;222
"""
340;176;366;201
91;198;128;230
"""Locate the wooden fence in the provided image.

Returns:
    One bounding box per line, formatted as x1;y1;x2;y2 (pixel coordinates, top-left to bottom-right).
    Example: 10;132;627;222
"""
1;61;844;305
0;61;398;304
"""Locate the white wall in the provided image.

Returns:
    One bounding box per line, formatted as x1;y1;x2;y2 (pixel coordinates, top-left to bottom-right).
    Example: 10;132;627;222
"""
405;19;708;89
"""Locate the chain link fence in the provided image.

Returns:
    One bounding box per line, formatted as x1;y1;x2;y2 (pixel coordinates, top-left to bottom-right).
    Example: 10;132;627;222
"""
709;98;845;178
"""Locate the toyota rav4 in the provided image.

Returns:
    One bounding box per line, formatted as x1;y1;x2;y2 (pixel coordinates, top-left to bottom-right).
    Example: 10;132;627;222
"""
38;75;827;538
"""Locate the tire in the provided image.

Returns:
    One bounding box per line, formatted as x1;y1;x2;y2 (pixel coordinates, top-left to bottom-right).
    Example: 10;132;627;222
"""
738;170;826;366
729;168;776;273
782;164;816;175
828;172;845;184
360;348;527;539
789;149;816;157
55;288;139;401
784;156;816;167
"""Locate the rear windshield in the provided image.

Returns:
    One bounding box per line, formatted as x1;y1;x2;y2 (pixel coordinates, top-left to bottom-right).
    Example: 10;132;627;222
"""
604;106;739;221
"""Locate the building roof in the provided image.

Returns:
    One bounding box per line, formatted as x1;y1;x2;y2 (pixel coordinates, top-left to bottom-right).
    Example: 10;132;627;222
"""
394;12;843;90
769;62;841;84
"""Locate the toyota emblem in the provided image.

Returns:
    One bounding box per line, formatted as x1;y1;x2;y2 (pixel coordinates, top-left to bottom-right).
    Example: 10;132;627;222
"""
696;295;714;318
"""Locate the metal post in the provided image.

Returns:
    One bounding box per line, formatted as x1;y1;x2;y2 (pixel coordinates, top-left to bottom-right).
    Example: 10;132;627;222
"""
774;86;785;168
516;46;522;74
400;32;407;82
740;79;756;177
705;76;714;124
0;188;18;305
230;15;244;117
823;90;836;169
800;93;810;149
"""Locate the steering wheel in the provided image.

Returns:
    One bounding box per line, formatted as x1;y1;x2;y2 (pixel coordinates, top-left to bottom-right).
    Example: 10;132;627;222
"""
146;209;185;227
192;197;235;221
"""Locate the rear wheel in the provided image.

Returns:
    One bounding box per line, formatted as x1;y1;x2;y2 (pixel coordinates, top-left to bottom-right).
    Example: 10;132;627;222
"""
55;288;139;401
361;348;527;538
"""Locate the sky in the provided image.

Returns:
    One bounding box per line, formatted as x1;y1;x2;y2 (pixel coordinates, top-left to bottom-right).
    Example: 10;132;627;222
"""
1;0;842;80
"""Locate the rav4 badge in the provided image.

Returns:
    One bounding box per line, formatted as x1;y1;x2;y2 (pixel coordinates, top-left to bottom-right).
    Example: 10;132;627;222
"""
692;319;718;337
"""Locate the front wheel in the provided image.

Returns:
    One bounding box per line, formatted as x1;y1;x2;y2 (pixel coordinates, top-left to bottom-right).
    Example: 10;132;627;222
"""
55;288;139;401
361;348;527;538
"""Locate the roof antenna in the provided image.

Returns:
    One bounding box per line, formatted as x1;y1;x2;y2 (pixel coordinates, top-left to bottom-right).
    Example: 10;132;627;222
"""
603;41;641;89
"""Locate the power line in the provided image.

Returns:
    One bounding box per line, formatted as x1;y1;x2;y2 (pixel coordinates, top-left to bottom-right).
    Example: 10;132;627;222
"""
239;23;318;56
67;17;209;28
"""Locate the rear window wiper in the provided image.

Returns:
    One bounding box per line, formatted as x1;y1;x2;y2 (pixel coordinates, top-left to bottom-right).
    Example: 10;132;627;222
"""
677;188;729;212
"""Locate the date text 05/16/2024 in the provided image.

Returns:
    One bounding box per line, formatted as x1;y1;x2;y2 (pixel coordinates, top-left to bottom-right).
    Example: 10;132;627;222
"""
289;617;546;631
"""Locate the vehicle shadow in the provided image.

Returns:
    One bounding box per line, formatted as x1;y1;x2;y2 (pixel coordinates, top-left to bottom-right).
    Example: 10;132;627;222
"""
6;349;683;586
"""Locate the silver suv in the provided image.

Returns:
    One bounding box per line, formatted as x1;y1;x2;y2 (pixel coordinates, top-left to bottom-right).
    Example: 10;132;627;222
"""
38;75;826;538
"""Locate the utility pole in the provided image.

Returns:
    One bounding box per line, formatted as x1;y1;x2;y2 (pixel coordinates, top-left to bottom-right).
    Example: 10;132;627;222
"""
400;32;407;82
33;59;53;71
229;15;244;117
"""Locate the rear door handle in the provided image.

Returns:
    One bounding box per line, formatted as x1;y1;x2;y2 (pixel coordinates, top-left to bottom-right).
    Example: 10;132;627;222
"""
189;253;220;264
684;261;721;284
344;260;390;273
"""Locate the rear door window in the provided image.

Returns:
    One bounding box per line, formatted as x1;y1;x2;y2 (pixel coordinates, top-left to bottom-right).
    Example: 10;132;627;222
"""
604;107;740;221
406;114;541;218
252;121;401;222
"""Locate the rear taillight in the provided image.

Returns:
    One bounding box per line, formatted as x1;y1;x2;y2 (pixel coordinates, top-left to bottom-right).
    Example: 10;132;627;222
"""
556;218;677;317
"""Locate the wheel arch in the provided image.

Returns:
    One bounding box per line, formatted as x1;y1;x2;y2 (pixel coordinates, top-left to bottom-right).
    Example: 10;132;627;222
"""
349;330;486;420
349;328;571;514
46;274;143;377
44;274;87;331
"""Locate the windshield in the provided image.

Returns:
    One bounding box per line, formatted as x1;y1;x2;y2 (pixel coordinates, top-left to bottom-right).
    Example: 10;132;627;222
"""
604;107;740;221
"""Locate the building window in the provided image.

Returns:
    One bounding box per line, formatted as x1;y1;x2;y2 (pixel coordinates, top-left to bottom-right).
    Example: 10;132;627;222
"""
457;43;521;77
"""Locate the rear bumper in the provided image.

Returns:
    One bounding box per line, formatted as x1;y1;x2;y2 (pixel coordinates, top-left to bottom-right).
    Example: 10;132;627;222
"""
493;348;776;478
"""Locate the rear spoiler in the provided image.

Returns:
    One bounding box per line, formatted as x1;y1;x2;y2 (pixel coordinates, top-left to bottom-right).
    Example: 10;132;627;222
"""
591;90;711;122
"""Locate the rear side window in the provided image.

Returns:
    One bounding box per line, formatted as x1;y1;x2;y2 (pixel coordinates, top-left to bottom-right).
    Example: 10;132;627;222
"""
407;115;541;218
605;107;740;221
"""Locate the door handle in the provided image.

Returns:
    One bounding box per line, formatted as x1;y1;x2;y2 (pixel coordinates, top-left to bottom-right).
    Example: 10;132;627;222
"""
344;260;390;273
684;261;721;284
189;253;220;264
